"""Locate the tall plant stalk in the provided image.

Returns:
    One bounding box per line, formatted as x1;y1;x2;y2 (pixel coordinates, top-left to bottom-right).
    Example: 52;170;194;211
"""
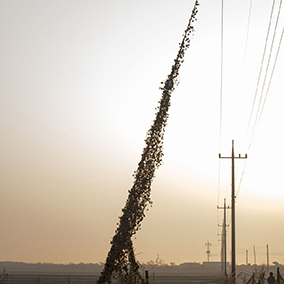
97;2;199;283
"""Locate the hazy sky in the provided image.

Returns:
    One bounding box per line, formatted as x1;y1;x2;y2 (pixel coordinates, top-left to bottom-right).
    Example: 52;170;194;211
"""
1;0;284;266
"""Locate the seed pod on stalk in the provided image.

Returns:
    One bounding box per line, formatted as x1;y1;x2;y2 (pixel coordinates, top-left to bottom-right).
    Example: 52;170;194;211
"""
97;2;199;283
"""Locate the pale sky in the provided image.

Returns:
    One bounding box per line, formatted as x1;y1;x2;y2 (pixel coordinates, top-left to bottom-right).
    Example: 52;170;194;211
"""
0;0;284;266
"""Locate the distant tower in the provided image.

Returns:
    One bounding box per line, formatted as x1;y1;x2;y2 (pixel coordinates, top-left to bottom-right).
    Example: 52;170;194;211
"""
205;240;212;262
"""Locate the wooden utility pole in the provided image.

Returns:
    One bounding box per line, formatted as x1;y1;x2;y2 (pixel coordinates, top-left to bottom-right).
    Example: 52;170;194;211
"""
219;140;247;284
267;244;269;272
205;240;212;262
218;198;229;276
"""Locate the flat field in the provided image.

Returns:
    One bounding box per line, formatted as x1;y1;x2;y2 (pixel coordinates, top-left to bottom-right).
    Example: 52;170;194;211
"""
1;271;223;283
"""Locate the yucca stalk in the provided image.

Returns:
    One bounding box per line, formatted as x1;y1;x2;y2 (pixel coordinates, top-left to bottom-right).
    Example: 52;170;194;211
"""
97;2;199;283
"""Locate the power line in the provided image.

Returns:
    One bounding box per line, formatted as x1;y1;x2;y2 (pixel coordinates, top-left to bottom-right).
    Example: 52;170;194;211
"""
250;0;283;142
235;0;254;201
217;0;224;209
243;0;276;143
219;0;224;145
236;25;283;195
217;0;225;235
254;13;283;134
236;0;282;198
242;0;253;73
238;0;253;156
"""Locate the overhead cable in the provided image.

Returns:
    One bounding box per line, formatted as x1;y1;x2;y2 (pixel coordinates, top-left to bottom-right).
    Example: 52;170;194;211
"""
255;4;284;132
243;0;253;72
243;0;276;143
250;0;282;142
217;0;224;226
237;0;282;198
256;26;284;131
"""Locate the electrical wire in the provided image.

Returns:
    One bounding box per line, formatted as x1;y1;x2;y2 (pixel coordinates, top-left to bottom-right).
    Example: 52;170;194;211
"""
236;0;254;187
217;0;224;234
236;0;280;198
250;0;282;142
217;0;224;208
243;0;253;73
243;26;284;198
256;26;284;132
219;0;224;147
243;0;276;143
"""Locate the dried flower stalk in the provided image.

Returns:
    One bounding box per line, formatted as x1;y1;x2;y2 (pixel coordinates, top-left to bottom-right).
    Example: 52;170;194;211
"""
97;2;199;283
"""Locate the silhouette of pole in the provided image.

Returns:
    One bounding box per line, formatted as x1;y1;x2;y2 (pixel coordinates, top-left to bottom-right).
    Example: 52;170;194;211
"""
267;244;269;272
223;199;228;276
205;240;212;262
219;140;247;284
218;198;229;276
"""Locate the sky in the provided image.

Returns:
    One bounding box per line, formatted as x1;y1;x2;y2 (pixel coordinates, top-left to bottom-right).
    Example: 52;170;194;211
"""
0;0;284;266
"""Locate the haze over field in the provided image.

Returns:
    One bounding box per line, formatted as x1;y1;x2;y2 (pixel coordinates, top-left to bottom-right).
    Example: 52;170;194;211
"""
1;0;284;266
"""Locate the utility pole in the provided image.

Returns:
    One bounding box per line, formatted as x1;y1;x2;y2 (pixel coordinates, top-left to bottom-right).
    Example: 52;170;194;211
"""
267;244;269;272
220;231;224;272
205;240;212;262
219;140;247;284
246;250;248;265
253;245;256;265
218;198;229;276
